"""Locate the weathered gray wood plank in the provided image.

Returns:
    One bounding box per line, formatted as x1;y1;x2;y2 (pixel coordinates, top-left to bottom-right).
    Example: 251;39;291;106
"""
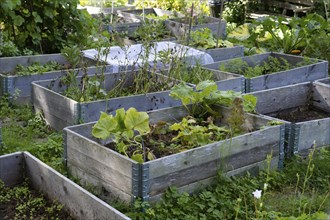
65;128;134;179
148;156;279;203
32;82;78;129
146;126;280;180
24;152;130;220
0;152;24;187
67;146;133;192
68;162;133;203
251;82;310;114
313;82;330;112
203;46;244;62
296;118;330;151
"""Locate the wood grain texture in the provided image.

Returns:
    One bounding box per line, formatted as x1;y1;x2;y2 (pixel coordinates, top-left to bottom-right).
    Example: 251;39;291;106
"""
204;46;244;62
296;118;330;151
65;127;135;199
32;81;78;130
148;156;279;203
24;152;130;220
312;82;330;112
147;125;281;196
251;82;310;114
68;163;133;203
0;152;24;187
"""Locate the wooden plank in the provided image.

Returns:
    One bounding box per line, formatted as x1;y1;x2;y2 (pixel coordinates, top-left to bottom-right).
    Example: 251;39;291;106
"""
79;91;182;123
68;163;133;203
251;82;310;114
65;128;134;179
148;156;279;203
297;118;330;151
24;152;130;220
32;81;78;129
147;125;280;185
204;46;244;62
0;152;24;187
0;54;68;73
66;146;133;192
313;82;330;112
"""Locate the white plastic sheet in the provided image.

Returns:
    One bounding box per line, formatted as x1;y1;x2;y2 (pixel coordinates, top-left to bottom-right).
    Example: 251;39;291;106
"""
83;41;214;73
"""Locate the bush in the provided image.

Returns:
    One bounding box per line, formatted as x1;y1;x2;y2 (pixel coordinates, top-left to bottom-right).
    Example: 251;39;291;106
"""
0;0;97;54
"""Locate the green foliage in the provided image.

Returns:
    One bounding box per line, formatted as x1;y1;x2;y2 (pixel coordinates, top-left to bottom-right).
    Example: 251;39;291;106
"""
92;108;150;163
165;63;216;85
170;80;257;117
0;179;73;219
8;61;62;76
227;13;330;59
0;0;97;54
125;147;330;219
223;0;246;25
189;28;234;49
134;20;171;42
219;56;317;79
0;96;65;172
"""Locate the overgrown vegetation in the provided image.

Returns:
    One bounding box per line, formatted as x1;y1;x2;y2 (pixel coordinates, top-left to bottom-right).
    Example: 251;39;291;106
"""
0;96;65;172
219;56;317;78
120;147;330;219
0;179;73;219
92;80;257;162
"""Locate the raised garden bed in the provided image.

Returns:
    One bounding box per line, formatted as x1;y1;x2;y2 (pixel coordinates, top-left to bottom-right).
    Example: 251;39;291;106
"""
185;27;244;62
158;65;244;92
251;81;330;154
165;16;226;40
64;104;284;203
0;54;112;104
202;52;328;93
117;8;182;23
0;152;130;220
32;71;182;130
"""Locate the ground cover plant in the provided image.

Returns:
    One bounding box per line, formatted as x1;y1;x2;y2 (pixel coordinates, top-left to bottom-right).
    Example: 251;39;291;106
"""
218;56;317;78
0;179;73;219
119;146;330;219
162;63;217;85
189;28;234;50
91;80;257;162
0;96;65;173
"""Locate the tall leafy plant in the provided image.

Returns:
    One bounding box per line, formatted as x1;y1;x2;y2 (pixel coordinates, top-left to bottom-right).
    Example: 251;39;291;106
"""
0;0;97;54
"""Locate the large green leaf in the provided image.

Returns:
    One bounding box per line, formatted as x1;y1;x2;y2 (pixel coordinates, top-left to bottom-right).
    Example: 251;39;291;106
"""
114;108;126;131
124;108;150;134
195;80;217;101
242;94;257;112
92;112;117;139
227;24;251;41
170;82;194;105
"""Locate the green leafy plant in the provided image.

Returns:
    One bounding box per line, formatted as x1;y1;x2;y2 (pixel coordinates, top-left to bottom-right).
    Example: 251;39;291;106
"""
0;179;73;219
219;56;317;79
0;0;97;54
169;80;257;117
6;61;63;76
92;108;151;163
189;28;234;49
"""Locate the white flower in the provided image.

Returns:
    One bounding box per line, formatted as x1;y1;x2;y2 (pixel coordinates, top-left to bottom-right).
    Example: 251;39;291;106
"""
252;189;262;199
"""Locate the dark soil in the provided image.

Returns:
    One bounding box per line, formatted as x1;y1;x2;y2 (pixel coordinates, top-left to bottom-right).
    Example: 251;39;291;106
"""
0;181;74;220
272;106;330;123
